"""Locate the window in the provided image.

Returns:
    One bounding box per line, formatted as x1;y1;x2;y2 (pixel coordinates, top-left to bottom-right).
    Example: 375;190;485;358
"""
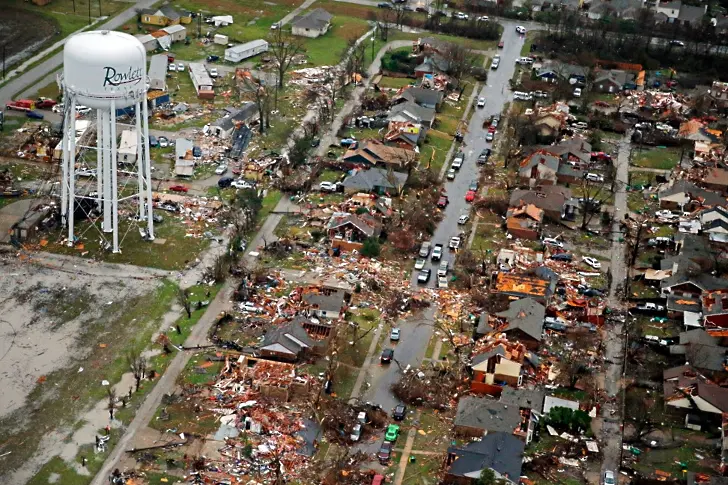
144;16;150;22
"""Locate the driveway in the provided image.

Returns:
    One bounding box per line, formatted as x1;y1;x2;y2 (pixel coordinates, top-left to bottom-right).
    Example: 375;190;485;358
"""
358;21;529;414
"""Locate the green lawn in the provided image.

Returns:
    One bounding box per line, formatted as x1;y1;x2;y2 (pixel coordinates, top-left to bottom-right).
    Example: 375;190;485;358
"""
520;30;538;56
378;76;416;89
632;147;681;170
411;410;451;452
628;190;658;214
629;170;658;188
421;132;452;173
303;16;371;66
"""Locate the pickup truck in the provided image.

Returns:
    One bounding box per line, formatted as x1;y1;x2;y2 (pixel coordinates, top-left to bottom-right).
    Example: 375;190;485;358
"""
431;244;443;261
452;152;464;170
6;99;35;111
635;302;665;312
449;237;461;250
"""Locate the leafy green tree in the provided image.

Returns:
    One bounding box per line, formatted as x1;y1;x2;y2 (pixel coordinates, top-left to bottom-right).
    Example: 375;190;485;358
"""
360;238;381;257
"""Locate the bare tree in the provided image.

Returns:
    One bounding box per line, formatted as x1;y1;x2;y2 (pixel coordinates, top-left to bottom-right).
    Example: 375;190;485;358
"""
392;2;409;28
376;8;394;41
178;287;192;318
578;176;612;230
237;73;273;134
443;43;478;86
554;334;597;388
268;28;306;90
127;350;147;392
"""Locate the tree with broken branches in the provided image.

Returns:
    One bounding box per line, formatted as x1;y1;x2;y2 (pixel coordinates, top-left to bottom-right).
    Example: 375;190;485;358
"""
443;42;478;86
268;28;306;90
376;8;394;41
624;387;660;442
554;334;597;389
237;73;273;134
578;176;612;230
177;288;192;319
127;349;147;392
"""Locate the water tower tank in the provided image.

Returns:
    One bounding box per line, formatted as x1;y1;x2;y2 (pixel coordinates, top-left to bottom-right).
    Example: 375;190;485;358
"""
63;30;147;109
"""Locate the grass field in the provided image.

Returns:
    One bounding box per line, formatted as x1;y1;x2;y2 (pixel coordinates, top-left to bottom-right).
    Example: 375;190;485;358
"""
303;15;371;66
632;147;681;170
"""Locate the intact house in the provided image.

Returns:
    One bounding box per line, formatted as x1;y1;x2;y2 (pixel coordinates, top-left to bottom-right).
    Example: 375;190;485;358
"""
340;141;416;171
444;432;525;485
593;70;636;93
259;320;316;362
388;100;436;129
454;389;543;442
702;168;728;195
509;185;576;222
658;180;726;211
392;87;444;111
530;136;592;169
302;290;347;320
588;0;643;20
479;298;545;349
701;206;728;242
225;40;270;63
139;6;191;26
518;151;559;186
670;330;727;373
341;167;408;195
506;204;544;240
291;8;332;38
414;56;450;78
326;211;382;252
210;103;259;139
535;61;587;86
188;62;214;99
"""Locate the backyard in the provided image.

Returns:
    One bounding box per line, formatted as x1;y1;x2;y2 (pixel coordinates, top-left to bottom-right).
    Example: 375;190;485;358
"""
631;147;681;170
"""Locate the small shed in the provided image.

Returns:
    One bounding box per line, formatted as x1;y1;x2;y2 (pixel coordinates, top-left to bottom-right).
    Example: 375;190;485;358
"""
225;39;269;63
214;34;229;45
118;129;138;164
161;24;187;42
135;34;158;52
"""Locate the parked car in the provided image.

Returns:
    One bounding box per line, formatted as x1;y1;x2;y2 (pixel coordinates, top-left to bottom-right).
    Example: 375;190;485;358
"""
231;179;255;189
381;348;394;363
377;1;393;7
438;276;449;288
477;15;489;21
215;164;228;175
319;181;339;192
582;288;604;297
26;110;44;120
465;190;476;202
350;424;362;442
452;152;464;169
390;328;400;341
340;137;357;147
498;40;504;48
393;404;407;420
437;196;449;208
485;131;494;142
447;168;456;180
543;238;563;248
415;6;428;12
76;105;91;115
455;12;469;19
437;260;449;277
491;57;500;69
477;149;490;165
209;67;219;78
515;57;534;65
378;441;393;464
550;252;573;261
458;214;470;225
206;55;220;62
158;136;169;147
582;256;601;269
669;39;685;47
77;168;95;177
385;424;400;442
169;185;189;193
177;62;184;71
585;173;604;182
469;180;479;191
603;470;615;485
635;302;665;312
419;241;432;258
573;87;582;97
655;209;678;219
477;97;486;108
417;269;431;284
148;135;159;147
414;259;426;270
218;176;234;189
431;244;443;261
449;236;461;250
169;63;176;72
516;25;526;34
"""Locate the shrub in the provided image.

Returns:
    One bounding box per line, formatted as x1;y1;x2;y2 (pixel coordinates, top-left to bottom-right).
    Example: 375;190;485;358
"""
360;238;381;257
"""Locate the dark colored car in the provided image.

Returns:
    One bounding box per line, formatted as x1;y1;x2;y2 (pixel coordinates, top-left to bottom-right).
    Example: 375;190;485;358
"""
381;348;394;364
377;2;393;7
550;253;573;262
582;288;604;297
192;146;202;158
498;40;504;48
377;441;393;464
416;6;428;12
148;135;159;147
26;110;44;120
218;176;234;188
393;404;407;421
469;180;479;191
436;196;449;208
206;55;220;62
417;269;431;284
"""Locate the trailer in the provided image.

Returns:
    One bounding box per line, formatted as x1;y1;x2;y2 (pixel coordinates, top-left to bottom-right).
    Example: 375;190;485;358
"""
224;39;269;63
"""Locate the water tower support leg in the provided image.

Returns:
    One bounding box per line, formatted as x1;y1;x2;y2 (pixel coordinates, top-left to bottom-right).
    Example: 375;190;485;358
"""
96;109;103;211
60;102;71;226
142;100;154;240
110;101;119;253
135;102;144;221
102;110;112;232
67;98;77;247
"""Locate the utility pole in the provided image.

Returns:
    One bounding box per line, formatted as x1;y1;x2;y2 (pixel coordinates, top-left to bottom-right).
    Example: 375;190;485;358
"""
72;0;76;12
2;45;5;80
88;0;92;25
99;0;102;16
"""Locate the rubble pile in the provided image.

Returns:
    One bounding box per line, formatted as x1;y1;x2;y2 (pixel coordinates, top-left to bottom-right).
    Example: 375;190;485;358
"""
0;122;59;161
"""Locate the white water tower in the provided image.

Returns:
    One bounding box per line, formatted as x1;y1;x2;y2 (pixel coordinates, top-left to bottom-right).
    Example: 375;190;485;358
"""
60;30;154;253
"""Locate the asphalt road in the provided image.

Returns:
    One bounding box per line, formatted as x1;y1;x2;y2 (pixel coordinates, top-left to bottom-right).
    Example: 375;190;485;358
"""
359;22;526;417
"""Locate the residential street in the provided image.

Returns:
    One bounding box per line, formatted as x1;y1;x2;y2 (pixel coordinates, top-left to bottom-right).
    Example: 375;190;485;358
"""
358;21;527;416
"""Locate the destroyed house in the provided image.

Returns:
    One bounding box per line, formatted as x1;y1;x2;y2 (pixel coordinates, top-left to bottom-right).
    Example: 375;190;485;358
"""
302;290;347;320
494;272;555;305
509;185;573;222
237;355;311;402
492;298;545;349
327;212;382;252
210;103;259;139
506;204;543;241
664;369;728;419
658;180;726;211
703;168;728;196
444;432;525;485
259;321;315;362
702;291;728;336
518;151;559;186
671;330;726;372
470;340;529;395
388;100;436;127
454;393;539;443
341;141;416;170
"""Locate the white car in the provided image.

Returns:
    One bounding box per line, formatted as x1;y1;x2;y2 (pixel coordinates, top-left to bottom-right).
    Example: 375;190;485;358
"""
458;214;470;225
319;181;338;192
75;105;91;115
209;67;219;78
603;470;615;485
414;259;426;270
77;168;95;177
515;57;534;65
240;301;262;313
177;63;184;71
231;180;254;189
485;131;494;142
477;97;486;108
158;137;169;147
437;260;449;277
655;209;677;219
455;12;469;20
350;424;362;442
582;256;601;269
585;173;604;182
477;15;489;21
449;237;461;250
516;25;527;34
168;63;176;72
573;87;582;97
543;238;564;248
491;57;500;70
447;168;456;180
215;164;228;175
438;276;449;288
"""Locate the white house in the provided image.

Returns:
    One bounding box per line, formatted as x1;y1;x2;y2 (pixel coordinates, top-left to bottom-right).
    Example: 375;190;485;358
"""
210;103;259;139
160;24;187;42
224;39;269;63
291;8;333;38
654;0;682;20
118;129;137;164
175;138;195;177
148;54;168;92
135;34;157;52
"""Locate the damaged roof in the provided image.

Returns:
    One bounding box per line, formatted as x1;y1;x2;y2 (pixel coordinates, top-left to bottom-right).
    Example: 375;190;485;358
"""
495;297;546;342
261;320;315;356
446;432;525;481
326;211;383;238
455;396;522;433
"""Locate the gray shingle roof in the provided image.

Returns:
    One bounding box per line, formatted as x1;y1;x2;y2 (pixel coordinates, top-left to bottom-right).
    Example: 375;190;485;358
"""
388;100;436;125
261;321;315;354
292;8;333;30
495;297;545;341
455;396;521;433
341;167;408;192
446;432;525;481
395;87;444;107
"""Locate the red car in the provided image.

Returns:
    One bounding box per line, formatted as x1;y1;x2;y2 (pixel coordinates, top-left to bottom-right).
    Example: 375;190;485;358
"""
169;185;189;193
36;97;57;109
465;190;476;202
594;100;609;107
488;125;496;133
498;40;504;48
437;195;449;208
